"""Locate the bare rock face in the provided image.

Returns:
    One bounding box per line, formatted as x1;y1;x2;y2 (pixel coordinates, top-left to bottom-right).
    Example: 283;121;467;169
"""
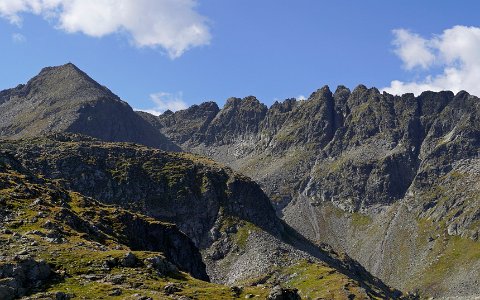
203;96;268;145
147;101;221;145
144;84;480;297
0;258;51;299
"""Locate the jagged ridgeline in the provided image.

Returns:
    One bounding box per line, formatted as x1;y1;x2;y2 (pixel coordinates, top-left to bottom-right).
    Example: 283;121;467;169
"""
1;63;479;298
145;84;480;298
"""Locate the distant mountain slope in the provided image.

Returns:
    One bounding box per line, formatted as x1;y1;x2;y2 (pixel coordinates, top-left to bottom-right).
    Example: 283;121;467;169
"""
0;63;178;151
143;85;480;298
1;134;400;299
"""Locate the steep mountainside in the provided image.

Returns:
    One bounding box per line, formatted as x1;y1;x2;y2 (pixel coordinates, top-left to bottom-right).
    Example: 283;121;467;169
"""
0;148;215;299
142;85;480;298
0;63;177;151
1;134;399;299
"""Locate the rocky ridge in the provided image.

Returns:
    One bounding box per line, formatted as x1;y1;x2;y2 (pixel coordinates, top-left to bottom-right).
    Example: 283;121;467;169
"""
142;85;480;297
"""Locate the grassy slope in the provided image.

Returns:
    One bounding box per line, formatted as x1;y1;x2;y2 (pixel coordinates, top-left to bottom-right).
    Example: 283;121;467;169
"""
0;147;396;299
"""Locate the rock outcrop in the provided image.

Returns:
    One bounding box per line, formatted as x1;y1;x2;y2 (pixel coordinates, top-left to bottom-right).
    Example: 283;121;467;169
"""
0;149;207;280
267;285;301;300
0;258;51;300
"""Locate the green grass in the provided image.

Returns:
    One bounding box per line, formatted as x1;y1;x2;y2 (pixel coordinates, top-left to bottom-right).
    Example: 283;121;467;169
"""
351;212;373;227
235;222;259;250
410;217;480;295
219;215;260;251
284;260;381;300
46;278;134;299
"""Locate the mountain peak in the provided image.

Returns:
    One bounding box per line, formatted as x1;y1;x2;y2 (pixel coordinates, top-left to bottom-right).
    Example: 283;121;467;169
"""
42;62;80;71
308;85;333;102
31;63;112;98
0;63;179;150
38;62;89;80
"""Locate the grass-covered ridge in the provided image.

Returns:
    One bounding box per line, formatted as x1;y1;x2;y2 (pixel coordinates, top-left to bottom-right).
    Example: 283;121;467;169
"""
0;152;270;299
0;135;403;299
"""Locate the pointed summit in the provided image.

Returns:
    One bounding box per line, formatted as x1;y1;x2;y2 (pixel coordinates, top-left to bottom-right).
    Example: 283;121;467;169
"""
308;85;333;102
25;63;117;104
0;63;179;151
35;62;88;82
39;62;82;74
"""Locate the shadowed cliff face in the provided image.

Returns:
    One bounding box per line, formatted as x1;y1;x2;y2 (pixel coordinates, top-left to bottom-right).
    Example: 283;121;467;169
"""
0;149;209;284
0;63;178;151
141;85;480;297
2;134;282;248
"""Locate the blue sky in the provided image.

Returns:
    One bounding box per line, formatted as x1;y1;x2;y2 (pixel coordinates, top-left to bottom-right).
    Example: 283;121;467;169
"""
1;1;480;114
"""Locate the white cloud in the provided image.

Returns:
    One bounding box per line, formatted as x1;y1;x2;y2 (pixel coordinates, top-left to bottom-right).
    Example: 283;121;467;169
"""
12;32;26;43
0;0;211;58
136;92;188;116
392;29;435;70
296;95;306;101
384;26;480;96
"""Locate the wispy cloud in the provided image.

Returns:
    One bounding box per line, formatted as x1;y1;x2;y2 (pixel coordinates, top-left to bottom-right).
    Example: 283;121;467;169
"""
11;32;26;43
383;26;480;96
0;0;211;58
136;92;188;116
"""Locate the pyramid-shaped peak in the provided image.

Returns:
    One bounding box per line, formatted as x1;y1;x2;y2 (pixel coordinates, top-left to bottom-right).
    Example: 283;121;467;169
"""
38;63;95;84
25;63;118;102
58;62;80;70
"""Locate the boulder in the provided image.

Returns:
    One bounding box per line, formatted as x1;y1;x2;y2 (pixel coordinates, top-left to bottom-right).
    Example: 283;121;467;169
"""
121;252;138;267
267;285;301;300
